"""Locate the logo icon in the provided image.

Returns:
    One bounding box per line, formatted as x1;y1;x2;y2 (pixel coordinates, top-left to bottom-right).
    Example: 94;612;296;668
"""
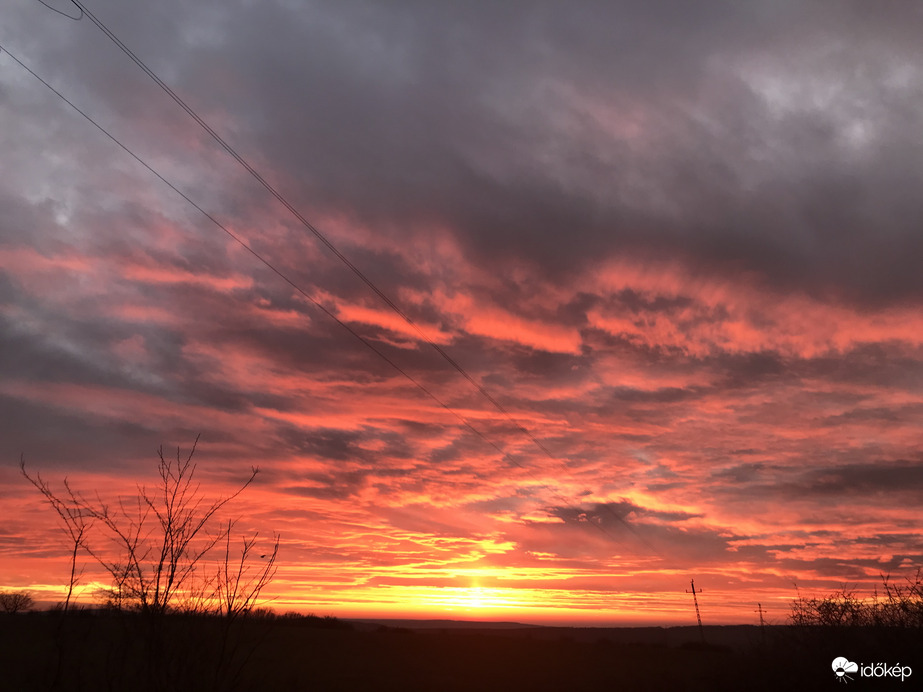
832;657;858;683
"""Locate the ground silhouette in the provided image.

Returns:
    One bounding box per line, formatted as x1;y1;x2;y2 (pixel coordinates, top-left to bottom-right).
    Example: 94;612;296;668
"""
2;610;921;691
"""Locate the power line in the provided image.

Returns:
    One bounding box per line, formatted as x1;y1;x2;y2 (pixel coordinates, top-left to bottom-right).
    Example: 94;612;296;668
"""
22;0;660;549
63;0;656;550
35;0;83;21
0;41;638;549
65;0;578;487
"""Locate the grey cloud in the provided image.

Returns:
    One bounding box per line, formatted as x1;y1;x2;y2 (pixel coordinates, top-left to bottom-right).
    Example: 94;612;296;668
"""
713;458;923;504
6;1;923;305
0;394;159;471
551;499;701;525
800;459;923;497
779;556;923;580
523;508;734;564
283;465;415;501
201;2;923;302
711;462;772;484
279;426;413;463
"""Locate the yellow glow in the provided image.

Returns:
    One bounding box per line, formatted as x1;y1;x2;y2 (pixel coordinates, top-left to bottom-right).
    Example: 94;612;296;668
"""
428;586;524;611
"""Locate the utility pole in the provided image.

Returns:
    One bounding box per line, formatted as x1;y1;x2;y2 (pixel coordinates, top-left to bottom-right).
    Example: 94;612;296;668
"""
756;602;766;644
686;579;705;643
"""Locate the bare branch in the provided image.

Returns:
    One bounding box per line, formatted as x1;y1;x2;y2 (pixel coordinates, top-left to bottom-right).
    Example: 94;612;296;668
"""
21;437;273;617
20;457;93;611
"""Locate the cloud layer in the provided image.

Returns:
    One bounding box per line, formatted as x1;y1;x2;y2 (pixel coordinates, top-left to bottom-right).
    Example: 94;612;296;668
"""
2;0;922;624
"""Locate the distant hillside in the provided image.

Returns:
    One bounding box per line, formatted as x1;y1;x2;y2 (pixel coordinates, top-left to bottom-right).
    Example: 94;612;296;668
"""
349;619;767;650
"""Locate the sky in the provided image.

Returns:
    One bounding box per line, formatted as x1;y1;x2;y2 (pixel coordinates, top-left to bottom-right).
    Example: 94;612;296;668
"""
1;0;922;626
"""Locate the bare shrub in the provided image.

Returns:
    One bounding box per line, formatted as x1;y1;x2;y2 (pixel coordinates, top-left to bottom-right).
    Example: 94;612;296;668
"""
22;436;275;616
21;437;281;691
0;590;35;613
214;522;280;620
790;570;923;627
20;460;92;612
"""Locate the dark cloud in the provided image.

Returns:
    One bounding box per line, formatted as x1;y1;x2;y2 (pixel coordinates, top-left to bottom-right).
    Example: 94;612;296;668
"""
711;462;771;485
551;500;701;526
156;0;920;304
279;426;413;463
527;509;732;565
712;458;923;505
799;460;923;497
4;0;923;618
0;394;158;471
5;1;923;305
283;463;418;501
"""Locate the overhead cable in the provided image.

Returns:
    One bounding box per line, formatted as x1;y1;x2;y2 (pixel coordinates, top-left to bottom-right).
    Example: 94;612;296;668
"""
0;41;642;550
66;0;570;480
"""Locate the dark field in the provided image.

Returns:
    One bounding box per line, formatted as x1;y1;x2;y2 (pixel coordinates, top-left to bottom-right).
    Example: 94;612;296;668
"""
2;612;921;691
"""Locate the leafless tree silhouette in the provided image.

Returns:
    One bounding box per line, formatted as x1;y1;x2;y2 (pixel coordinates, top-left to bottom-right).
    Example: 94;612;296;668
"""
21;437;281;691
23;436;270;615
0;590;35;613
215;522;280;620
20;460;92;612
790;570;923;627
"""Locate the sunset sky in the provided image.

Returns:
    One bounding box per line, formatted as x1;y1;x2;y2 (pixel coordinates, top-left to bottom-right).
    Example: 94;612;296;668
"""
2;0;922;626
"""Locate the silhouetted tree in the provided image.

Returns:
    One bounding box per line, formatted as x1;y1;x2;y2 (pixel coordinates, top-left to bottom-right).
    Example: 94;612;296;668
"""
0;590;34;613
21;437;281;691
23;436;265;615
790;570;923;628
209;522;281;689
20;460;92;612
89;437;260;615
214;521;280;620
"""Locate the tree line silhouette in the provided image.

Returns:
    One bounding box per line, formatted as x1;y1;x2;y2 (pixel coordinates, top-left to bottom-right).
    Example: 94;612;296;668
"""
790;570;923;628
